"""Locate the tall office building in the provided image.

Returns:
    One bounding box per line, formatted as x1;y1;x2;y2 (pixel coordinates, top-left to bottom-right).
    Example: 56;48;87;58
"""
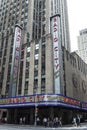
77;29;87;64
28;0;71;51
0;0;30;97
0;0;79;124
0;0;70;98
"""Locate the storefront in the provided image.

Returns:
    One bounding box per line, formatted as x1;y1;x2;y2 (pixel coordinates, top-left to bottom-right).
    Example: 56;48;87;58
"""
0;94;87;124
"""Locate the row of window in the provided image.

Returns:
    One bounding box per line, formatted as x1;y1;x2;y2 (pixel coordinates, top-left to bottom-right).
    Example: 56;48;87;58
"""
66;50;87;75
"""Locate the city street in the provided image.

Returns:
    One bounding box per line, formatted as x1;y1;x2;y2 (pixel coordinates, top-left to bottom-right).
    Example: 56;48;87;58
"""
0;124;87;130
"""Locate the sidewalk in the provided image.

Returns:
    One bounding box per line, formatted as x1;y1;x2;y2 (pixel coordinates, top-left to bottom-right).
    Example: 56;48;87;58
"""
1;122;87;128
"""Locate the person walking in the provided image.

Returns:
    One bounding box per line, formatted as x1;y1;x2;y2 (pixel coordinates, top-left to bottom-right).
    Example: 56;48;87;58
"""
23;117;25;124
72;117;77;126
20;117;22;124
43;117;47;127
76;115;81;127
36;117;40;125
59;117;62;127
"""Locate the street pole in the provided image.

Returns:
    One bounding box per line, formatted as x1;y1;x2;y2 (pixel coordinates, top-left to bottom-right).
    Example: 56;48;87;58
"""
34;95;38;126
34;102;37;126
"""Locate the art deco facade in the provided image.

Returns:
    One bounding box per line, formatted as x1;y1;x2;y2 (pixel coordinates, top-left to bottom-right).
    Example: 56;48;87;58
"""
0;0;70;98
0;0;87;124
28;0;70;51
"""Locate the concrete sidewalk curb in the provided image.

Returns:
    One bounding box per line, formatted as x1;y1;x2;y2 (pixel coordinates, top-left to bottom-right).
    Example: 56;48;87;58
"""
1;122;87;128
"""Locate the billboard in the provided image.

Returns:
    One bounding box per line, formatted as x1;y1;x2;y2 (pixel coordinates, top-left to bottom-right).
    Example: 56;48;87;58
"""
50;14;61;94
9;25;22;97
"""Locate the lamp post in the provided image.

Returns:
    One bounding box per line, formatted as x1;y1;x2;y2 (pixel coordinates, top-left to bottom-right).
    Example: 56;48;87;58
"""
34;87;53;126
34;96;38;126
34;88;39;126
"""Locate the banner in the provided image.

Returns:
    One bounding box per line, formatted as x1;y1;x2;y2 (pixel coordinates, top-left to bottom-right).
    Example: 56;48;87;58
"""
50;14;61;94
9;25;22;97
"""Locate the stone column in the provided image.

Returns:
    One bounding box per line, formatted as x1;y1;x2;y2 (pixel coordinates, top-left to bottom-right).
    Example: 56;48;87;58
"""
30;108;34;125
49;107;54;120
46;34;53;94
7;109;14;124
14;109;18;124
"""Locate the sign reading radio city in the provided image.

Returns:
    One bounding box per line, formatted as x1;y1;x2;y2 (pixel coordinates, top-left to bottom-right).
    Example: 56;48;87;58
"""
50;14;61;94
9;25;23;97
0;94;81;109
14;26;21;80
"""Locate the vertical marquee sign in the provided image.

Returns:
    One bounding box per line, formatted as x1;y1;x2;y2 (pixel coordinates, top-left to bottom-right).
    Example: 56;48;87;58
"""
9;25;22;97
50;14;61;94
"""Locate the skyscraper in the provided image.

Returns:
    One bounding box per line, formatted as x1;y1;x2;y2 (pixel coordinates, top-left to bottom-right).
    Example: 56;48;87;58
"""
0;0;74;124
0;0;30;97
77;28;87;64
0;0;70;98
28;0;71;51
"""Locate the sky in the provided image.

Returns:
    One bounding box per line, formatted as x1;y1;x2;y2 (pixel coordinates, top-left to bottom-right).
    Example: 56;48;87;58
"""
67;0;87;52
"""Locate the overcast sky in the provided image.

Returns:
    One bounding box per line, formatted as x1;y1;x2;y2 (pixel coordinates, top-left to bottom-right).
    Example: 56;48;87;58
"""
67;0;87;52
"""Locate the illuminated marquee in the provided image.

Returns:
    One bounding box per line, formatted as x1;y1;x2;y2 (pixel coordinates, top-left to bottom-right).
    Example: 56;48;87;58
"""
0;94;81;110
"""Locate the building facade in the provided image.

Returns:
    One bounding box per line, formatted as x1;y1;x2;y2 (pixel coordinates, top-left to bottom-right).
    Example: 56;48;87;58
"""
0;0;71;101
28;0;71;51
77;28;87;64
0;0;87;124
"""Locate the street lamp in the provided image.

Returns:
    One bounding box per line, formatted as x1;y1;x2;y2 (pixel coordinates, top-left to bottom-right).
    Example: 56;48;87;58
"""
34;87;39;126
34;95;38;126
34;87;53;126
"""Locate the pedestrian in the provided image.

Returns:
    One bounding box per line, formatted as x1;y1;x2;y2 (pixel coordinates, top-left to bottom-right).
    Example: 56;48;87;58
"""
47;117;50;127
49;118;53;127
72;117;77;126
20;117;22;124
4;117;7;123
36;117;40;125
59;117;62;127
43;117;47;127
23;117;25;124
55;117;59;127
53;118;57;127
76;115;81;127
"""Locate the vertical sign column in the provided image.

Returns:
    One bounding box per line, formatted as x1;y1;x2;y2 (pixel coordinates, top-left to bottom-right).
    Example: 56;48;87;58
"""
9;25;22;97
50;14;61;94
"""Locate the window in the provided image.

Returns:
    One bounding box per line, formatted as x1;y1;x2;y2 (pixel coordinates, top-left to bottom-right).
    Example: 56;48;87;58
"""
21;50;24;59
26;61;29;68
35;59;38;65
35;44;39;49
34;79;38;88
3;57;6;65
34;69;38;77
0;51;2;58
27;52;30;57
41;78;45;87
42;24;45;35
24;89;28;95
35;54;39;60
42;44;45;52
25;69;29;79
42;37;46;42
35;49;39;55
10;47;13;54
41;67;45;75
25;81;28;90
